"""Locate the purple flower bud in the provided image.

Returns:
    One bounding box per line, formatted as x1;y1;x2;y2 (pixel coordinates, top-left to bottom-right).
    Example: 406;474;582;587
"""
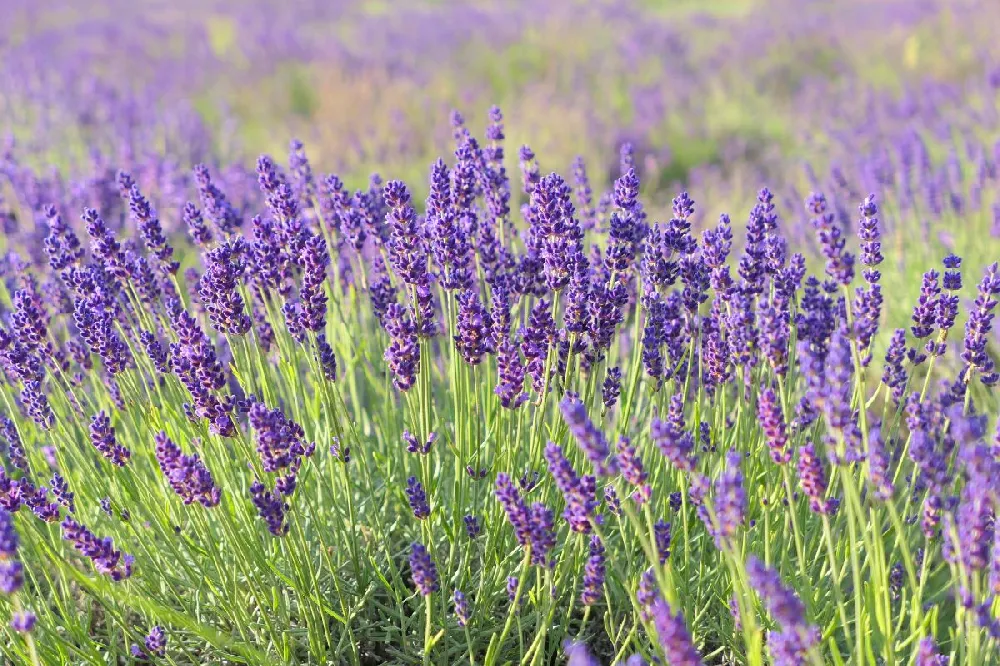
250;480;288;536
195;164;241;233
406;476;430;520
453;589;470;627
654;519;672;564
807;192;855;286
61;516;134;580
650;599;704;666
154;432;221;508
713;451;746;547
858;194;882;284
383;304;420;392
199;243;251;336
464;515;481;540
560;394;618;476
10;611;35;633
797;444;832;515
496;474;532;547
580;535;605;607
409;542;439;596
651;395;695;473
455;289;490;366
758;388;790;464
961;263;1000;387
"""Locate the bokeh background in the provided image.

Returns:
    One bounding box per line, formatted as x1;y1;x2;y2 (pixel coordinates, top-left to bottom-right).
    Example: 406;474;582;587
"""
3;0;1000;334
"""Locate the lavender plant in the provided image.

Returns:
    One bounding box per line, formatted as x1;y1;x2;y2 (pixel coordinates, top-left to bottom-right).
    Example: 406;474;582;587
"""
0;97;998;666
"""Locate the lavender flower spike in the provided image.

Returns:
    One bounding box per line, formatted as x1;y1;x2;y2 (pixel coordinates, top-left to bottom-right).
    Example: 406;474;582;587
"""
560;394;618;476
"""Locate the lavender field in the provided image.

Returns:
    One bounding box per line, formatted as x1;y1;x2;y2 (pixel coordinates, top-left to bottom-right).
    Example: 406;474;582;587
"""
1;0;1000;664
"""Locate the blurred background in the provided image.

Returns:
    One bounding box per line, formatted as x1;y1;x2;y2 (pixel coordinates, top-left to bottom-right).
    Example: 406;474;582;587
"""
2;0;1000;274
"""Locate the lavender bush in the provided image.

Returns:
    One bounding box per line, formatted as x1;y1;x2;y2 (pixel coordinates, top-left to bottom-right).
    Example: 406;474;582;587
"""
0;105;996;664
0;1;999;665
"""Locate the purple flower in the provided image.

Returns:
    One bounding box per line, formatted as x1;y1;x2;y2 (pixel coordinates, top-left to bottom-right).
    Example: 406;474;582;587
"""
427;159;472;292
133;626;167;659
0;508;22;595
713;451;746;547
650;600;704;666
617;436;651;505
738;196;769;295
758;388;790;464
528;502;557;567
139;331;171;374
806;192;854;286
383;304;420;392
82;208;128;279
867;424;895;501
530;173;583;292
507;576;523;608
298;232;330;333
406;476;430;520
61;516;134;580
455;289;490;366
154;432;221;508
464;515;481;540
654;519;672;564
746;556;811;631
911;270;941;339
496;474;532;547
385;180;428;286
316;334;337;382
495;337;528;409
961;263;1000;387
518;145;540;195
857;194;883;284
651;395;695;473
199;243;251;335
882;329;908;403
601;367;622;410
194;164;241;234
50;474;74;513
409;542;439;596
453;589;470;627
249;480;288;536
127;183;178;273
10;611;35;633
43;204;83;272
89;411;131;466
403;431;436;456
914;637;948;666
560;394;617;476
544;443;597;533
20;381;53;429
183;202;213;247
571;157;596;230
248;402;314;474
797;444;831;515
564;641;601;666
